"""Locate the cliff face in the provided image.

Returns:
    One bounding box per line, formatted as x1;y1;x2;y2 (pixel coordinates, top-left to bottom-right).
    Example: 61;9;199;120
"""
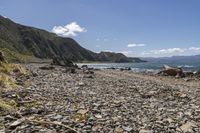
0;16;145;63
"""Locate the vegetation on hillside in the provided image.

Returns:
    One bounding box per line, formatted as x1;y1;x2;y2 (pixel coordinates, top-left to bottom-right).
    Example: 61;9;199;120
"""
0;15;145;63
0;48;38;63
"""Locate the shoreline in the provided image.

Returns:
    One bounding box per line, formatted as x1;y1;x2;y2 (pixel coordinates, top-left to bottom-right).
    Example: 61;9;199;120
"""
1;63;200;132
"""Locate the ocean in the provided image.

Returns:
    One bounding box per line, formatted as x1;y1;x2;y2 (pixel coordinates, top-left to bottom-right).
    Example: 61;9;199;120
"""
78;61;200;72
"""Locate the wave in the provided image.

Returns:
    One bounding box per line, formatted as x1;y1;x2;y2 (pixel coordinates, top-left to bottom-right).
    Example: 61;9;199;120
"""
177;65;194;68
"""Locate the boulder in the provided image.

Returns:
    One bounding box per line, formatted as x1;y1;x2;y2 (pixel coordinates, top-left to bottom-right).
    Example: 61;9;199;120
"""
120;67;131;71
158;65;185;77
81;65;88;69
0;51;8;63
125;67;131;71
107;67;116;70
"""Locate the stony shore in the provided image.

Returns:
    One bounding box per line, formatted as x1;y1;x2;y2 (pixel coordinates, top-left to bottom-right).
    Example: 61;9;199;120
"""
1;63;200;133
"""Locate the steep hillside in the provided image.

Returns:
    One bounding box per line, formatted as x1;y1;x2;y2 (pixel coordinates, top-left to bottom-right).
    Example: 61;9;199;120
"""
97;52;145;63
0;16;144;63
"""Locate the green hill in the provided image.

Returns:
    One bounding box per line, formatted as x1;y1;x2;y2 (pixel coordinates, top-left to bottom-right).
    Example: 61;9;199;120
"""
0;16;145;63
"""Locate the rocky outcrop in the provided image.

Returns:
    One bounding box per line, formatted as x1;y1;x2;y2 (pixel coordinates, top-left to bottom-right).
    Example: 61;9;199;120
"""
158;65;185;77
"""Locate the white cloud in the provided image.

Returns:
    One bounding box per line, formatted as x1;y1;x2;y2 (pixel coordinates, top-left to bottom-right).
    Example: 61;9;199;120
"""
150;48;186;54
140;51;151;56
189;47;200;51
104;50;113;52
119;51;133;56
140;46;200;57
52;22;86;37
127;43;145;48
140;48;187;57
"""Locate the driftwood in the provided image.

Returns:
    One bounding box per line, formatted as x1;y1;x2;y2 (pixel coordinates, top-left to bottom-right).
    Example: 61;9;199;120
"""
158;65;185;77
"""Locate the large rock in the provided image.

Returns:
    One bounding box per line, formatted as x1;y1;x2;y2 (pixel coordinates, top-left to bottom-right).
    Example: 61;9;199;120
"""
0;51;8;63
158;65;185;77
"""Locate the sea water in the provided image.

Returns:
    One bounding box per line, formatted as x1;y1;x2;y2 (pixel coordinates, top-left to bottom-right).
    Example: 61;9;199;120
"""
78;61;200;72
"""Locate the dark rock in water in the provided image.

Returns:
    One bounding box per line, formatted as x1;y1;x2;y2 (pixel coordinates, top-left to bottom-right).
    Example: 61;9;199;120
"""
120;67;131;71
0;51;8;63
125;67;131;71
157;65;185;78
88;67;94;70
81;65;88;69
39;66;55;70
107;67;116;70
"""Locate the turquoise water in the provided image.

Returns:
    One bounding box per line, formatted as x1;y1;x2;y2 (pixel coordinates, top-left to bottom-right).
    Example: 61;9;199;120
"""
78;61;200;72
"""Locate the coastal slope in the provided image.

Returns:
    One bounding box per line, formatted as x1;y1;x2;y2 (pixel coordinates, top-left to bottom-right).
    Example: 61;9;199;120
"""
0;16;145;63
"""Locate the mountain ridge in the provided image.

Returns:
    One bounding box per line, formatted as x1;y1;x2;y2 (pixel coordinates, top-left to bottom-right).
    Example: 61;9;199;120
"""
0;16;145;63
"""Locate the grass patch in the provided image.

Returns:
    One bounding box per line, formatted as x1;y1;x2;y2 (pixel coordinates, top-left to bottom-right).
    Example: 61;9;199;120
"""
0;73;16;89
0;62;28;90
0;48;36;63
73;113;87;122
23;80;31;88
0;62;27;75
0;122;4;129
0;98;17;111
22;101;38;108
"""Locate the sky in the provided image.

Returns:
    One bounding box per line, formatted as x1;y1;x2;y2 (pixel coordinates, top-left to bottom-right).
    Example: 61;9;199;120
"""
1;0;200;57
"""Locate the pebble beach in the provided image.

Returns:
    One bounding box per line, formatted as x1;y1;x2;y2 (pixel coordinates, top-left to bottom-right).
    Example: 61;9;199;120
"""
1;63;200;133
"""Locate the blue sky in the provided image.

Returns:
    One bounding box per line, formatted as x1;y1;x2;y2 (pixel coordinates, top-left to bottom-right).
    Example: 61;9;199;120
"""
1;0;200;57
